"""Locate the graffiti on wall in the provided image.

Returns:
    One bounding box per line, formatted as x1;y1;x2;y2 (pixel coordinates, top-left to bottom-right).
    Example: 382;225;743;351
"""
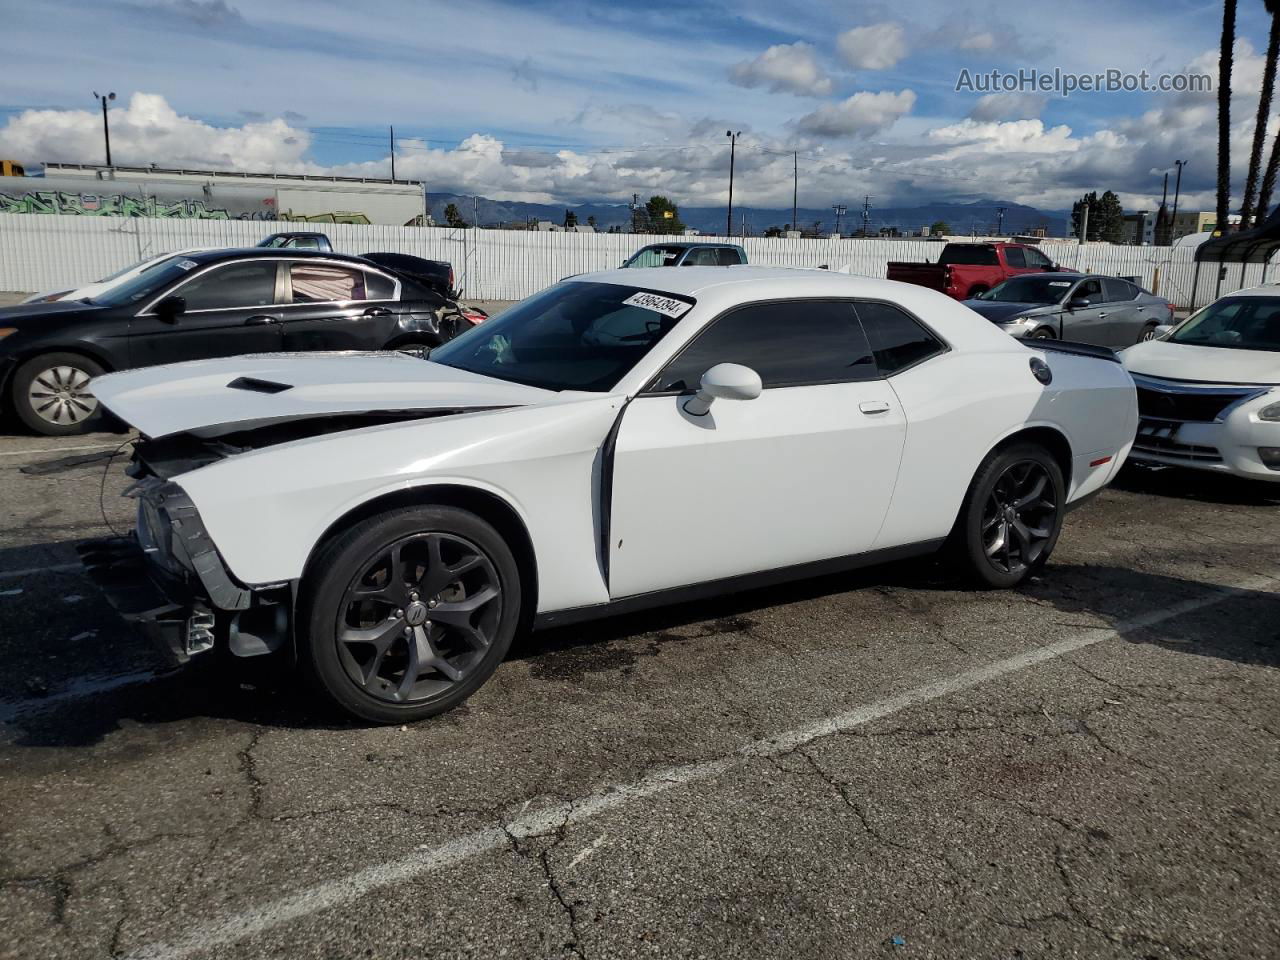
0;191;374;224
1;190;244;219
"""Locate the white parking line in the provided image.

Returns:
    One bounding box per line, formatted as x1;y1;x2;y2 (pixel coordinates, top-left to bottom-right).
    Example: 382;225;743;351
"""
0;442;123;457
0;562;82;580
124;571;1278;960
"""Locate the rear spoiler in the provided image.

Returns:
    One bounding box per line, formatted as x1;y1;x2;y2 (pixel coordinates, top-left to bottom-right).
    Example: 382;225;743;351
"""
1027;339;1120;364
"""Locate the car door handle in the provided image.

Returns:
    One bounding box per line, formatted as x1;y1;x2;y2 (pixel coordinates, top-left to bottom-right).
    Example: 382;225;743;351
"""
363;306;393;317
1097;312;1107;319
859;400;891;415
245;315;277;325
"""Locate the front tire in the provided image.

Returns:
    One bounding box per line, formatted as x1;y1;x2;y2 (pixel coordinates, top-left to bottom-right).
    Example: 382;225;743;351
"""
300;505;521;724
1029;327;1056;340
11;352;105;435
950;443;1065;588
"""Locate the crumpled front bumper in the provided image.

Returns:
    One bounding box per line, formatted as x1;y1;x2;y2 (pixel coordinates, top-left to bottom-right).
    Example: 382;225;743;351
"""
79;477;291;666
77;535;216;664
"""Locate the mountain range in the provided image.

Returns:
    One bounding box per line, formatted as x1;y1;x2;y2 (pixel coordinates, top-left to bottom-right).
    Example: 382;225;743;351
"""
427;195;1069;237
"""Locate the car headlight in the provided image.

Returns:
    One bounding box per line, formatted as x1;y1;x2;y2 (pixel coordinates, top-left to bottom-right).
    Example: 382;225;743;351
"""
1260;401;1280;422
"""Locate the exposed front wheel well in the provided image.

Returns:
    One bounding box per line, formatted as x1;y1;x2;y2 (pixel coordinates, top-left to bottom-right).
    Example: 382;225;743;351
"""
301;485;538;631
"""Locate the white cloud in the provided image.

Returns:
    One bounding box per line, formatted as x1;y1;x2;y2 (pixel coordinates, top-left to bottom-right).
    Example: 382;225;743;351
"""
967;92;1048;121
836;23;908;71
957;31;996;52
729;43;833;97
0;93;315;172
795;90;916;138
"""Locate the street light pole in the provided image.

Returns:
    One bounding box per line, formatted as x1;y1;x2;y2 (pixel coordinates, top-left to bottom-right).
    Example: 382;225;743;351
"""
93;91;116;167
1171;159;1186;236
726;130;740;238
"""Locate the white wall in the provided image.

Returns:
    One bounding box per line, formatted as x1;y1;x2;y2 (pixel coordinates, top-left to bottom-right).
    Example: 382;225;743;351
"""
0;212;1270;309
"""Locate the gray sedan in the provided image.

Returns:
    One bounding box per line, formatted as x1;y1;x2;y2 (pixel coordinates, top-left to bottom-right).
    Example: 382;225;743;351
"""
963;273;1174;347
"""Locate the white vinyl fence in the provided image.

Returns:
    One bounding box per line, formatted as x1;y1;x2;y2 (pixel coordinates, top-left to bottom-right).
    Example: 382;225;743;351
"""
0;212;1273;310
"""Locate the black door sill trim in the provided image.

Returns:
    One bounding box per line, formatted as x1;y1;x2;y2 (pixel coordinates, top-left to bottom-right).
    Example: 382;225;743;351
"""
533;538;945;630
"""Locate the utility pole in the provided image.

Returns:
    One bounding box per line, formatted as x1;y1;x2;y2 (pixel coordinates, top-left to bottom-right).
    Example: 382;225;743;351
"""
832;203;847;236
792;151;798;232
1171;159;1186;237
1078;204;1089;245
93;91;116;167
473;195;479;228
390;125;396;180
726;130;741;238
995;205;1008;236
861;196;872;237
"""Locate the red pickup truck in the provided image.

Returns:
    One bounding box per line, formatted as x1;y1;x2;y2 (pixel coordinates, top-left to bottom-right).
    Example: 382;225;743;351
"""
886;242;1073;301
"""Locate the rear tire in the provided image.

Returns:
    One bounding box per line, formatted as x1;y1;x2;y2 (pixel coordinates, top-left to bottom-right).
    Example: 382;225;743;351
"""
949;443;1065;588
1137;322;1159;343
299;505;521;724
11;352;105;435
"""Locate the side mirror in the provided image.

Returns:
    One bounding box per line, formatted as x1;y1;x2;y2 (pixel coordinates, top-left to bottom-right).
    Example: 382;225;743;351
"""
155;295;186;322
1066;297;1090;311
683;362;763;416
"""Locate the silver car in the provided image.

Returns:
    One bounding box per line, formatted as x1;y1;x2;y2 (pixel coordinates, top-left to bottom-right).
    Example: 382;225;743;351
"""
964;273;1175;348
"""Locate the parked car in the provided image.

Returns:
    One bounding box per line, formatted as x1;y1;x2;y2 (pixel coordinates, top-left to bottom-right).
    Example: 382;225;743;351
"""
965;273;1175;347
20;232;338;306
620;242;747;268
81;266;1136;723
1121;287;1280;482
360;251;457;299
257;231;332;251
0;248;475;435
887;242;1072;301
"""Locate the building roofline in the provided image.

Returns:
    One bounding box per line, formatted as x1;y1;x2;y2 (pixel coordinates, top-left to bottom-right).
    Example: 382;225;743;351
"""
40;161;424;188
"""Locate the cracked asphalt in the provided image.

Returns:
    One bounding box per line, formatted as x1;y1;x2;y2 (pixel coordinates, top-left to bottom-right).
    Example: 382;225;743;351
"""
0;428;1278;960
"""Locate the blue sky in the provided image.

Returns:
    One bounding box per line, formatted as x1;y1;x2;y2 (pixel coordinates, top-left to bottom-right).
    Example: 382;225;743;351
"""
0;0;1275;212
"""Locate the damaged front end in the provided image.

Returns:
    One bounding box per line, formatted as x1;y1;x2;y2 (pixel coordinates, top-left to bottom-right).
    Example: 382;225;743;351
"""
79;468;292;666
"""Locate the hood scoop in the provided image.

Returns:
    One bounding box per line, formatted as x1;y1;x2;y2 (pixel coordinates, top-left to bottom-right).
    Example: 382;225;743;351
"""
228;377;293;394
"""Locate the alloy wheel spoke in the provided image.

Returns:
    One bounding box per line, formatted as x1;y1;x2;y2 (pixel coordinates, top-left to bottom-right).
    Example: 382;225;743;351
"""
1013;475;1047;510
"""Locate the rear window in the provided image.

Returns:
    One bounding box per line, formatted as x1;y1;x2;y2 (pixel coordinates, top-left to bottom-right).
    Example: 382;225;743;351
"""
939;245;999;266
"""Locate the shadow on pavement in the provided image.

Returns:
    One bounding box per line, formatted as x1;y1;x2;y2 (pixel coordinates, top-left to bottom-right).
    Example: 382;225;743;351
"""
3;557;1276;749
1113;462;1280;506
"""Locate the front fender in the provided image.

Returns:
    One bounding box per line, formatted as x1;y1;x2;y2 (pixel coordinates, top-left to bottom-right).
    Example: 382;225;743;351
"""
173;397;624;613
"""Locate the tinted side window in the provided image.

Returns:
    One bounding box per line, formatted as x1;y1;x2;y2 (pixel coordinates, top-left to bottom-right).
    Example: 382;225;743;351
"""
854;301;944;375
178;262;277;311
290;264;367;303
365;271;396;300
650;300;876;392
1004;247;1027;268
1102;278;1135;302
940;245;998;266
1074;279;1103;303
682;247;720;266
716;247;745;265
1024;247;1054;269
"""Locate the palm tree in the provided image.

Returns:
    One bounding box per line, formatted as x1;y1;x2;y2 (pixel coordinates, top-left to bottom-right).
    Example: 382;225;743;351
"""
1217;0;1237;234
1254;0;1280;224
1240;1;1280;227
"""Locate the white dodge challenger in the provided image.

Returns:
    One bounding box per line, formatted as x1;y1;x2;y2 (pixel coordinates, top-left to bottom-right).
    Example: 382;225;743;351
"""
83;267;1137;723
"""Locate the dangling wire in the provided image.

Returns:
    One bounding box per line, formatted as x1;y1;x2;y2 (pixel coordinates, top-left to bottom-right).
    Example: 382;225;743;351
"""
98;436;137;537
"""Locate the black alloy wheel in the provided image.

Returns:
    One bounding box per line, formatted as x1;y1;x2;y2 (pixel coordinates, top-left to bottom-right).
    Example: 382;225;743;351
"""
302;506;520;723
951;443;1065;588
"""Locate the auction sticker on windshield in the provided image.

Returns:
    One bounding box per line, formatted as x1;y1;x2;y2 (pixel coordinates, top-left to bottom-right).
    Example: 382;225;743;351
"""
623;291;694;318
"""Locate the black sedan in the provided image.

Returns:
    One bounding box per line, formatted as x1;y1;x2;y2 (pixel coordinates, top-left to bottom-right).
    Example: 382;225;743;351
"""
0;248;477;435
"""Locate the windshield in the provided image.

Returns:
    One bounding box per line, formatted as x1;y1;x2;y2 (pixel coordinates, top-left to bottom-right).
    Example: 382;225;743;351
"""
93;252;172;285
621;246;686;268
429;281;690;391
979;276;1075;304
1170;296;1280;352
90;256;202;307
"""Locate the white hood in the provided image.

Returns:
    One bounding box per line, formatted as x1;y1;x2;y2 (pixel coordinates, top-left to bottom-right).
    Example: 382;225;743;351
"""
90;352;557;438
1122;339;1280;385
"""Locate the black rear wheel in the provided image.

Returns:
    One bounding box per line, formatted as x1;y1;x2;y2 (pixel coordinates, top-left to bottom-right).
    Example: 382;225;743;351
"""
950;443;1065;588
300;505;521;723
1138;322;1160;343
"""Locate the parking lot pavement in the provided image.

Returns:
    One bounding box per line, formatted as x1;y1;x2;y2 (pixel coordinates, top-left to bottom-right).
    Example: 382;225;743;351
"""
0;430;1277;960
